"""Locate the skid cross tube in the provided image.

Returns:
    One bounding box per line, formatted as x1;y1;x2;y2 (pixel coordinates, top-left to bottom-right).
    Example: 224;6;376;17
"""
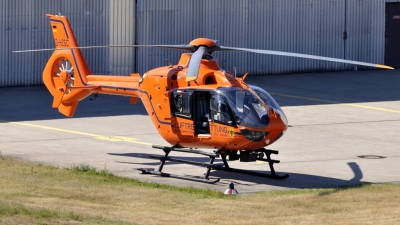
138;145;288;184
137;145;220;184
213;149;289;180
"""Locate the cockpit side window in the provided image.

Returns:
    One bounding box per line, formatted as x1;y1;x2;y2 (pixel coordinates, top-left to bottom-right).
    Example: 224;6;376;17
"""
210;92;234;126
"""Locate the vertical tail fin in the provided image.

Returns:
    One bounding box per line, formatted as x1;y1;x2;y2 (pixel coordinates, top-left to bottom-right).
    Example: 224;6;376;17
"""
47;14;79;49
43;14;92;117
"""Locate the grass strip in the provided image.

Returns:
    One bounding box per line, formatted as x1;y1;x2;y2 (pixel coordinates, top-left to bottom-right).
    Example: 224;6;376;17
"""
1;156;400;225
67;164;225;198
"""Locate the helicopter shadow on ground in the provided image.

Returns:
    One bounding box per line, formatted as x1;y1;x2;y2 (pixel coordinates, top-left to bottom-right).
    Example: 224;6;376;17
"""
0;86;148;122
108;152;220;167
109;152;366;189
209;162;368;190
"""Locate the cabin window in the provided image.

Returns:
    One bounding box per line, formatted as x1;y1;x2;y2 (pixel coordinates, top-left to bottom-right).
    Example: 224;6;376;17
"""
171;90;193;118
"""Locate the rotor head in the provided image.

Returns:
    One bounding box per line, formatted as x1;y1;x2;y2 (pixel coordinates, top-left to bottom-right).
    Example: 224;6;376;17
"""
189;38;217;48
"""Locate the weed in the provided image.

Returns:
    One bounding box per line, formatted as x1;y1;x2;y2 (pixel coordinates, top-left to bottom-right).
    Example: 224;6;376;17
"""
35;208;59;219
70;164;113;176
67;211;84;221
0;201;85;222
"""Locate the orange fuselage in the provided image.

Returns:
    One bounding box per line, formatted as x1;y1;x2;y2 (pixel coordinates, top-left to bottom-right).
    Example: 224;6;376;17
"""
82;53;287;150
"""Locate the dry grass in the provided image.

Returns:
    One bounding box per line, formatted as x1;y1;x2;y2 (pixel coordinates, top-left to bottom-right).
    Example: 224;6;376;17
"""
1;156;400;225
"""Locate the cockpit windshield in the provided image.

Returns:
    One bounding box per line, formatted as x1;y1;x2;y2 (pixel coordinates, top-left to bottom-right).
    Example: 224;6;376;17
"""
249;85;288;128
210;87;270;129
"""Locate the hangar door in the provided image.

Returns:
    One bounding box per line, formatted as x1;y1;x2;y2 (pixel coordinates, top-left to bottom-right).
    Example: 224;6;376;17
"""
386;2;400;67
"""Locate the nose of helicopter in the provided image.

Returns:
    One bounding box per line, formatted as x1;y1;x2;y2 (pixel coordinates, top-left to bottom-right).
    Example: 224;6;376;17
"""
278;109;289;130
268;109;289;144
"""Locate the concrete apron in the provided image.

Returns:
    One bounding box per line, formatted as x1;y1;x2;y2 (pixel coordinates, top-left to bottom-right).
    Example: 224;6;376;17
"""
1;69;400;193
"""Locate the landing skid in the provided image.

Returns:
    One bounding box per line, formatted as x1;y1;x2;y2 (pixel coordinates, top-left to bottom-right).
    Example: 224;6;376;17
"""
213;149;289;180
137;145;288;184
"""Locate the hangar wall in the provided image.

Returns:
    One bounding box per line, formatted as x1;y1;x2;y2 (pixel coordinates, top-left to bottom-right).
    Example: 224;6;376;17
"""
0;0;399;87
0;0;135;86
135;0;393;75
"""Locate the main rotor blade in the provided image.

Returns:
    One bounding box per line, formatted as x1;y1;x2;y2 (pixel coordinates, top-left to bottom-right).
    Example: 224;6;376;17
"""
13;45;194;53
186;46;208;82
212;46;394;70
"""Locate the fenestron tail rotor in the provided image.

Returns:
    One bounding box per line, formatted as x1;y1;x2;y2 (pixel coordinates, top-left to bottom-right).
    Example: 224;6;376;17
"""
56;58;75;95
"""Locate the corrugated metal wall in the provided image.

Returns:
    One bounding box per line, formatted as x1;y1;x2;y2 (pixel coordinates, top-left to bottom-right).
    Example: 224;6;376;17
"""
109;0;135;75
1;0;399;87
346;0;385;70
135;0;398;75
0;0;135;87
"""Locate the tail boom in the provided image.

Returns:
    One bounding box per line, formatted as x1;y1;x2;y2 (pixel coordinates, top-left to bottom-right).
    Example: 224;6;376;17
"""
86;74;141;96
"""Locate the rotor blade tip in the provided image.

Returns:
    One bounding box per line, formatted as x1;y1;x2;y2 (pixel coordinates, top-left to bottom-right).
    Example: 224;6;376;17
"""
376;64;394;70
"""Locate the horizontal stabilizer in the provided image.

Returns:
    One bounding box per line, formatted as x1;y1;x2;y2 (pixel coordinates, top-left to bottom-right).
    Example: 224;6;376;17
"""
58;102;79;117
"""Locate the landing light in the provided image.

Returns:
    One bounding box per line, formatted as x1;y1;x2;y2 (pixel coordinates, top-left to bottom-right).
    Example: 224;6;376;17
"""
240;129;268;142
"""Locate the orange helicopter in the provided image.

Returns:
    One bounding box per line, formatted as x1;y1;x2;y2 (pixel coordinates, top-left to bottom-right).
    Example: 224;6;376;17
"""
15;14;394;183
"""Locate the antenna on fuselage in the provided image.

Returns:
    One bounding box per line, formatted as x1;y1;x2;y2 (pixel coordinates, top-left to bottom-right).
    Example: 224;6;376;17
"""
164;59;173;67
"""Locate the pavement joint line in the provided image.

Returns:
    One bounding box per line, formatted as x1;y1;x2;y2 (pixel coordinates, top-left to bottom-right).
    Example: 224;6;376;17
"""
271;92;400;114
294;119;400;127
3;120;153;146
